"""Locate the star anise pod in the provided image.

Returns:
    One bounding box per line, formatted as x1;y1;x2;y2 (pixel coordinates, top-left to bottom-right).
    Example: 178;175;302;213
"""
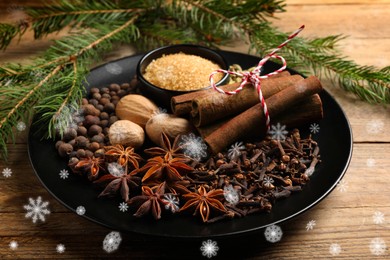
104;144;142;169
139;154;194;184
127;182;167;220
180;186;227;223
144;132;187;160
75;156;105;181
94;172;141;202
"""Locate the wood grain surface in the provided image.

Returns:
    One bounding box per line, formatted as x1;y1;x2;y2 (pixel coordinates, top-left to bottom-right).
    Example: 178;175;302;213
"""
0;0;389;259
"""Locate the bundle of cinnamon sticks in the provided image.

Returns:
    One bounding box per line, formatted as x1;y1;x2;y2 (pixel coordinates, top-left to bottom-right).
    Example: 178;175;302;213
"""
171;72;323;154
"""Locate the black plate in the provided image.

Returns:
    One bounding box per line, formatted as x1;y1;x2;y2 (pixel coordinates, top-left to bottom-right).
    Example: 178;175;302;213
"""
28;50;352;238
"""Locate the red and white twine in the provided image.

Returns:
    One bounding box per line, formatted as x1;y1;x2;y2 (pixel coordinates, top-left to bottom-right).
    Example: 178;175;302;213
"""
209;25;305;131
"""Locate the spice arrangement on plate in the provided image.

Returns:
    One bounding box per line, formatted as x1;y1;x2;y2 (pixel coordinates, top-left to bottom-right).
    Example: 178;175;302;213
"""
55;64;323;223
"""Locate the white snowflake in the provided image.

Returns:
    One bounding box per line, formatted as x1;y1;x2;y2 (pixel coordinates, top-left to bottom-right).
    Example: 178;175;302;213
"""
268;123;288;141
306;220;316;231
23;196;50;223
369;237;386;256
16;121;26;132
152;107;168;117
59;169;69;179
337;179;348;192
76;206;86;215
56;244;65;254
223;185;239;205
53;104;84;132
200;239;219;258
6;4;28;25
309;123;320;134
118;202;128;212
366;158;376;168
366;119;384;134
103;231;122;253
179;133;208;161
263;176;274;188
227;142;245;161
107;162;125;177
2;167;12;178
295;83;307;93
162;194;180;213
105;63;123;75
264;224;283;243
329;243;341;256
9;240;18;250
373;211;385;225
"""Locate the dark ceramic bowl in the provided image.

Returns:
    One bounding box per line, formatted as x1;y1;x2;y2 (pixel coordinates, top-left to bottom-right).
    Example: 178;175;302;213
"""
136;44;229;110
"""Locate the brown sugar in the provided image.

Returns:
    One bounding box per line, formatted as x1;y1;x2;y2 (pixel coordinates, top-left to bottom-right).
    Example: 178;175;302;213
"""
143;52;223;91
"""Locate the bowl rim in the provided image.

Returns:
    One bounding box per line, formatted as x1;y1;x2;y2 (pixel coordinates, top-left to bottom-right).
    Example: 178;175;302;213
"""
136;44;230;94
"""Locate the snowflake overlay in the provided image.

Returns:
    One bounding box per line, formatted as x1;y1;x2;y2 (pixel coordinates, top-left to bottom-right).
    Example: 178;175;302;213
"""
56;244;66;254
53;104;84;132
118;202;128;212
329;243;341;256
16;121;26;132
227;142;245;161
369;238;386;256
9;240;18;250
162;194;180;213
295;83;307;93
309;123;320;134
23;196;50;223
105;63;123;75
59;169;69;179
372;211;385;225
223;185;239;205
366;119;384;134
264;224;283;243
2;167;12;178
268;123;288;141
263;176;274;188
337;179;348;192
108;162;125;177
366;158;376;168
76;206;86;215
179;133;208;161
306;220;316;231
103;231;122;253
200;239;219;258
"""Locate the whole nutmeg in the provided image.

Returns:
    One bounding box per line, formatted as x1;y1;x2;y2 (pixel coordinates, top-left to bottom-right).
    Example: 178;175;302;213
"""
81;104;100;116
75;136;89;148
108;120;145;149
77;126;88;136
58;143;73;157
84;115;100;127
88;124;102;136
104;103;115;113
115;94;158;128
145;113;193;146
63;128;77;142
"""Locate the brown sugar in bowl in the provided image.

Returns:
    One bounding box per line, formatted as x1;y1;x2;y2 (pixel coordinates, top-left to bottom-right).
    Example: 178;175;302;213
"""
137;44;229;110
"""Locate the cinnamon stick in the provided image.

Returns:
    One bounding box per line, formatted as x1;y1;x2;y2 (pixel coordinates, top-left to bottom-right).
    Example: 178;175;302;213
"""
204;76;323;154
197;94;323;139
191;74;303;127
171;71;291;116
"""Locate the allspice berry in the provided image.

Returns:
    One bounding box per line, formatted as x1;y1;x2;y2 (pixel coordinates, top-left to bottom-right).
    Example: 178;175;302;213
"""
85;150;94;158
77;126;88;136
82;104;100;116
104;103;115;113
94;149;105;158
88;124;102;136
63;128;77;142
55;140;64;150
100;112;109;120
89;142;100;152
75;136;89;148
91;134;104;143
76;149;86;158
84;115;100;127
99;97;110;106
58;143;73;157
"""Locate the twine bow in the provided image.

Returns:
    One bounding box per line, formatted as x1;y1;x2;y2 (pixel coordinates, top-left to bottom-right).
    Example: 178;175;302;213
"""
209;25;305;131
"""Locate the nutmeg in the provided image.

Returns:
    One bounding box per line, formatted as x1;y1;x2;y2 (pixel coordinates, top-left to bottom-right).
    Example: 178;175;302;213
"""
115;94;158;128
145;113;193;146
108;120;145;149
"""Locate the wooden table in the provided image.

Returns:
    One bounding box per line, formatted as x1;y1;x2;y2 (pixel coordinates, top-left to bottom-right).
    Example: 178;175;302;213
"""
1;0;389;259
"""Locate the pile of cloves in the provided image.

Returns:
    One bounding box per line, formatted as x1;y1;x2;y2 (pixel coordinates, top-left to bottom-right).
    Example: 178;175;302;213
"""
184;130;321;221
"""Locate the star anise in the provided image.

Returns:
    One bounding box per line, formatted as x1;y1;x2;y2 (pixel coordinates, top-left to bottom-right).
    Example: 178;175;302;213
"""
74;156;105;181
104;144;142;170
144;132;187;160
180;186;227;222
139;154;194;184
94;171;141;202
127;182;167;220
